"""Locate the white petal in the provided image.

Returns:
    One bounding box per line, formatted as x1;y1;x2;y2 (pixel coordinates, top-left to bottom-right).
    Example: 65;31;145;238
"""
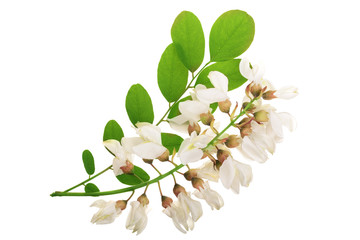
179;100;209;122
121;137;143;154
208;71;228;93
103;139;122;157
269;111;284;138
240;137;268;163
133;142;167;159
197;161;219;182
179;193;203;222
168;114;188;125
90;199;107;208
239;58;252;80
179;148;204;164
196;88;228;104
275;86;299;99
219;157;235;189
277;112;297;132
178;138;191;155
233;160;253;187
136;123;162;144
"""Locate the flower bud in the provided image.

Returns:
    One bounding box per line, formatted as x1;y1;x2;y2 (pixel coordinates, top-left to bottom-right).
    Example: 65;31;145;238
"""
218;99;232;113
240;126;252;138
157;149;169;162
250;83;262;98
200;111;214;125
173;184;186;197
137;194;149;206
262;90;277;100
143;159;153;164
184;169;198;181
215;160;222;170
225;135;241;148
161;196;173;209
242;102;255;112
120;160;134;174
217;149;230;163
191;178;205;190
188;122;201;135
115;200;127;210
254;110;269;122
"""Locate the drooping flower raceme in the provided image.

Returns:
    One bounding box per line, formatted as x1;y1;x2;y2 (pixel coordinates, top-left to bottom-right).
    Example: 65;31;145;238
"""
103;139;133;176
122;122;168;160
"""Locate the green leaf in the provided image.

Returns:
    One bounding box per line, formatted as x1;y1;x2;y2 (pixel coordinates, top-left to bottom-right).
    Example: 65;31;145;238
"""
125;84;154;126
116;166;150;186
168;96;192;119
195;59;247;91
210;102;218;113
210;10;255;62
103;120;124;142
171;11;205;72
84;183;100;194
82;150;95;175
157;44;188;102
161;133;184;154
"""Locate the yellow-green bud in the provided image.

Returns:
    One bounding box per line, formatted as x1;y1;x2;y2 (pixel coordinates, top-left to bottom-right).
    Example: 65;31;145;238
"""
225;135;241;148
161;196;173;208
188;122;201;135
157;149;170;162
217;149;230;163
173;184;186;197
115;200;127;210
254;110;269;122
200;111;214;125
143;159;153;164
137;194;149;206
218;99;232;113
120;160;134;174
184;169;198;181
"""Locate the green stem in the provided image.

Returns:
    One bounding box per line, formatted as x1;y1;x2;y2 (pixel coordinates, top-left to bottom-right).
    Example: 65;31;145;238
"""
204;98;257;150
62;165;112;193
155;61;211;126
50;164;184;197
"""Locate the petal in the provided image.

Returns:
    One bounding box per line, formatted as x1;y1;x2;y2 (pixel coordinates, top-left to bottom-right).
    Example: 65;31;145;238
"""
275;86;299;99
197;161;219;182
239;58;252;80
179;148;204;164
219;157;235;189
269;111;284;138
240;137;268;163
208;71;228;93
136;123;162;144
179;100;209;122
168;114;188;125
196;88;228;104
133;142;167;159
233;160;253;187
112;157;125;176
103;139;122;156
121;137;143;154
178;138;191;154
90;199;107;208
277;112;297;132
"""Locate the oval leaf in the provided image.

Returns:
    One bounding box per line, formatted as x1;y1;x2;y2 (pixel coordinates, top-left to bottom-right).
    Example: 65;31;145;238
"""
82;150;95;175
210;10;255;62
171;11;205;72
84;183;100;194
195;59;247;91
161;133;184;154
116;166;150;186
125;84;154;126
157;43;188;102
168;96;192;119
103;120;124;142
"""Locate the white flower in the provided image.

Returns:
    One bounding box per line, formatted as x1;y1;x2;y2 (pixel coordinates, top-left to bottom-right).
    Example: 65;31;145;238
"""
194;181;224;210
163;200;194;234
168;100;209;133
121;122;167;159
103;139;132;176
196;161;219;182
126;201;148;235
193;71;229;104
239;58;266;84
178;132;211;164
219;156;252;194
178;192;203;222
266;110;297;142
90;200;122;225
274;86;298;99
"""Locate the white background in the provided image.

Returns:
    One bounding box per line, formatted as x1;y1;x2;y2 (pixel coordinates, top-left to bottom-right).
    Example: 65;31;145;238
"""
1;0;359;239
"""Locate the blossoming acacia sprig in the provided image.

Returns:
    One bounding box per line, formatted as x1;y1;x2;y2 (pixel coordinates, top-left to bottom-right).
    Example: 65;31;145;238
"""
51;9;297;235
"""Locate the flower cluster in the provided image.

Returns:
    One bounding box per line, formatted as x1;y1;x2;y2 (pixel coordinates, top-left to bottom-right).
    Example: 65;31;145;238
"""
89;58;298;234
